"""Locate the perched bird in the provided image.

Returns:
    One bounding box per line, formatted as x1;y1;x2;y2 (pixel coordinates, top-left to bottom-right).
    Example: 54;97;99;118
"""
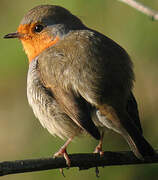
4;5;155;166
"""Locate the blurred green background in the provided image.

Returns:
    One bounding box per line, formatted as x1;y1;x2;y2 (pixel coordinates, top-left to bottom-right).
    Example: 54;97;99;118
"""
1;0;158;179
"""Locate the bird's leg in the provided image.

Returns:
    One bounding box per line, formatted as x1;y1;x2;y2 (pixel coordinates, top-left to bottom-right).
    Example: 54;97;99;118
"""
54;137;73;167
94;132;104;178
94;132;104;156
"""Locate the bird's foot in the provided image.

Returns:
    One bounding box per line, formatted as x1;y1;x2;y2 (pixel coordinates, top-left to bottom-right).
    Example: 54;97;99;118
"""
54;147;71;167
94;132;104;156
94;144;104;156
54;137;73;167
54;147;71;177
53;138;73;176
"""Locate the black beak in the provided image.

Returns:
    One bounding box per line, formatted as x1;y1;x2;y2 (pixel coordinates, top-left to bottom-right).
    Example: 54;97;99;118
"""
3;32;21;39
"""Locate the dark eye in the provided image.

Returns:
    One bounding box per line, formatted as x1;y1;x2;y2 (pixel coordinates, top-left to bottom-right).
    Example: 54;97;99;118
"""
33;24;44;33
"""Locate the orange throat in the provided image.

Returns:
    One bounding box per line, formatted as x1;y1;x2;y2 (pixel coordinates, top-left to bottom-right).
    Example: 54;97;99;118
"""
21;35;59;62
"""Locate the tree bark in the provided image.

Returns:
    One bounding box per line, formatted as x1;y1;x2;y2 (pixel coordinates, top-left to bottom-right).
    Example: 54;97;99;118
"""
0;150;158;177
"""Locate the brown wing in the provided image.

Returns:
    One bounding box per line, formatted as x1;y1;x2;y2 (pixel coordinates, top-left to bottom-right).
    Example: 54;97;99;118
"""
52;87;100;140
37;48;100;140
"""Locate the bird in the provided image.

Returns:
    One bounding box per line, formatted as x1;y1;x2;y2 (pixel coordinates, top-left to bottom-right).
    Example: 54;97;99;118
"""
4;4;155;166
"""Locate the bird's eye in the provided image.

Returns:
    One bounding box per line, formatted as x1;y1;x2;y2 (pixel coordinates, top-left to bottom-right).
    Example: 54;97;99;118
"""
33;24;44;33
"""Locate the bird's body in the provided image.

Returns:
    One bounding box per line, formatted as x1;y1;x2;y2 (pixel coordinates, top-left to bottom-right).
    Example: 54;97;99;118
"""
27;28;134;139
4;5;155;164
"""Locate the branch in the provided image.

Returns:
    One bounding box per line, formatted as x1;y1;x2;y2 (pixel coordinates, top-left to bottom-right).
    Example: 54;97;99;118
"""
118;0;158;20
0;150;158;177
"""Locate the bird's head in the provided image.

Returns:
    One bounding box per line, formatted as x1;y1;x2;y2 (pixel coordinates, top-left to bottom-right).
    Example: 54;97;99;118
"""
4;5;85;62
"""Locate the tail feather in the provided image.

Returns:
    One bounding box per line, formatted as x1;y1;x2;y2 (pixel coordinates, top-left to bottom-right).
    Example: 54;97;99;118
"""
98;104;155;159
120;113;155;159
122;132;154;160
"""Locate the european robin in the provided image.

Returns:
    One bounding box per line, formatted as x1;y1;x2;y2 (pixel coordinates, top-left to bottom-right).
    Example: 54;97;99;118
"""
4;5;155;166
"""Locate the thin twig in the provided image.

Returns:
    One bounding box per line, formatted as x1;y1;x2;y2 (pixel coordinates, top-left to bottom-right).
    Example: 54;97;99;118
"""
118;0;158;20
0;150;158;177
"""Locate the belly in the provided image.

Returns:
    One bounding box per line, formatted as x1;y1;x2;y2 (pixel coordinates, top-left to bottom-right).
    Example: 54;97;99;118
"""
27;60;82;140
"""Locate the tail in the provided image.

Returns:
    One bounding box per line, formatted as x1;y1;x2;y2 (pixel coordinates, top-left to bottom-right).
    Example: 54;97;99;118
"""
120;113;155;159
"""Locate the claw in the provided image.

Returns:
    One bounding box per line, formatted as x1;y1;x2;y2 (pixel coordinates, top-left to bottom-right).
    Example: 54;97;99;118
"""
60;168;65;177
95;167;100;178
